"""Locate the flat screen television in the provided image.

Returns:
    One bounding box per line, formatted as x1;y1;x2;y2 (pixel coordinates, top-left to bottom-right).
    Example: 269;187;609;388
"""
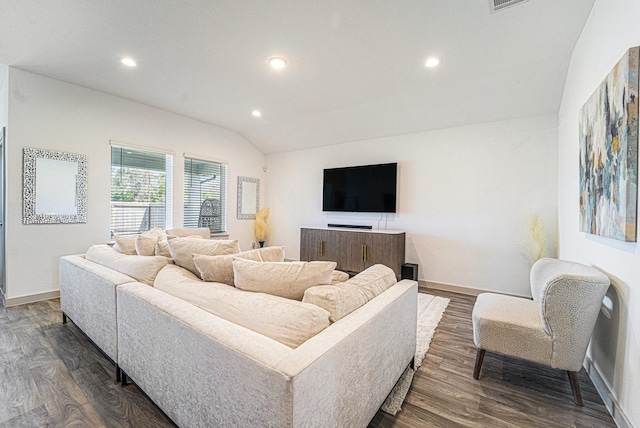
323;163;397;213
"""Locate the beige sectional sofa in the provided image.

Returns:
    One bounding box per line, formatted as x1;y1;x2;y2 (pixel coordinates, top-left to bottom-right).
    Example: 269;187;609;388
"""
59;232;418;427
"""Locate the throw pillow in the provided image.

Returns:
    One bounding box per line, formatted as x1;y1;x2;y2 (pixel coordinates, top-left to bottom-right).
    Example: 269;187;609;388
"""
331;270;350;284
168;237;240;275
193;247;285;285
115;227;166;255
114;235;137;255
136;234;159;256
233;258;336;300
155;240;171;258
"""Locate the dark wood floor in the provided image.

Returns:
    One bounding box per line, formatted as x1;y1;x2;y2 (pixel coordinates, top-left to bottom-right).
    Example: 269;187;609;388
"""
369;287;616;428
0;299;175;428
0;290;615;428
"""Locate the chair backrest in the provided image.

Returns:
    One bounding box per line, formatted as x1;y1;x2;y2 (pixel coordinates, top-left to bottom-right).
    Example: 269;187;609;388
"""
529;258;610;370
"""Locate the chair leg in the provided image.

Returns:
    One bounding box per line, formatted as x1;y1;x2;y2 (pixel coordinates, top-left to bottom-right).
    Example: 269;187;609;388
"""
567;371;583;406
473;349;485;379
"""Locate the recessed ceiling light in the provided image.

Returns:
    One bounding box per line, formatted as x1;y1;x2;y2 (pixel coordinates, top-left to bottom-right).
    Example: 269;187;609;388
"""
252;110;262;117
268;56;287;70
425;57;441;68
121;57;137;67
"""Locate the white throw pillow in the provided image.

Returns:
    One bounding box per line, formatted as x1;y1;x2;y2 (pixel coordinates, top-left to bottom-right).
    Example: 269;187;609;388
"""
136;234;159;256
114;235;137;255
168;237;240;275
233;258;336;300
193;247;285;285
115;227;165;255
331;270;350;284
155;240;171;258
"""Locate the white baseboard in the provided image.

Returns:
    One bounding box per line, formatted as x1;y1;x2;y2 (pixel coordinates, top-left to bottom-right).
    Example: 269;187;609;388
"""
420;280;530;299
4;290;60;307
584;356;632;428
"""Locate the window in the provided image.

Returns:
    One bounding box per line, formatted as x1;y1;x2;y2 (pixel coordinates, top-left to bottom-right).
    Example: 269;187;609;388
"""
111;145;173;237
184;156;227;234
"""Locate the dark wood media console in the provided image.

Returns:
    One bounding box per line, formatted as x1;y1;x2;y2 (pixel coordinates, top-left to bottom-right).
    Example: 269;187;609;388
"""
299;227;405;278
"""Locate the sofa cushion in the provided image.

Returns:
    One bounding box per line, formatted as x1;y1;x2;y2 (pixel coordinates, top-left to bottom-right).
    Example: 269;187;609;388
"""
303;264;397;322
193;247;285;285
168;238;240;275
153;264;330;348
233;258;336;300
85;244;169;286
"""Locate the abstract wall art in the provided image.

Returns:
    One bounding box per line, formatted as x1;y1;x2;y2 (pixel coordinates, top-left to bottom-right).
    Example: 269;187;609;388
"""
579;47;639;242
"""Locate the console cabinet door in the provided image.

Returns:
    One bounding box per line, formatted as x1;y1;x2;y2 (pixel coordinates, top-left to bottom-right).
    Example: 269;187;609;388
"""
300;228;336;262
363;232;405;276
300;228;322;261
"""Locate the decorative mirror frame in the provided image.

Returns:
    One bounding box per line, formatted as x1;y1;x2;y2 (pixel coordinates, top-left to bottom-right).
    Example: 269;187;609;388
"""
23;147;87;224
237;176;260;220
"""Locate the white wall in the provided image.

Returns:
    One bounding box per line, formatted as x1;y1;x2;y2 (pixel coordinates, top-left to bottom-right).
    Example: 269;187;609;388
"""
558;1;640;426
0;65;7;127
267;115;558;296
5;68;266;301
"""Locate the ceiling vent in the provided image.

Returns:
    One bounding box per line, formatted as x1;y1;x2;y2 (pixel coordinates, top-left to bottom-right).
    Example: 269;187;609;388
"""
489;0;529;13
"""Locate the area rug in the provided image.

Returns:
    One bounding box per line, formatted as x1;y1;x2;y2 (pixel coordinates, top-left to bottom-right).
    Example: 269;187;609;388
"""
380;293;450;415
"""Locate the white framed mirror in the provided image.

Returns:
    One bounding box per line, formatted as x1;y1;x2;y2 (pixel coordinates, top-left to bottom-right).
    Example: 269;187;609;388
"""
237;176;259;219
23;147;87;224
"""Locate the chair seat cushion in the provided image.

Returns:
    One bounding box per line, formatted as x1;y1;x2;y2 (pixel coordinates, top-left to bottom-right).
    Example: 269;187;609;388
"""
472;293;553;367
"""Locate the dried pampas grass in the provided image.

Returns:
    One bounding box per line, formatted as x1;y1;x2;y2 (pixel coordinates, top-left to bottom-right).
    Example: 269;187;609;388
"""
254;207;270;241
526;214;547;262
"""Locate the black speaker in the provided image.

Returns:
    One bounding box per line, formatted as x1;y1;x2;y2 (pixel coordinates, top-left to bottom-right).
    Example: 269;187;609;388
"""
401;263;418;281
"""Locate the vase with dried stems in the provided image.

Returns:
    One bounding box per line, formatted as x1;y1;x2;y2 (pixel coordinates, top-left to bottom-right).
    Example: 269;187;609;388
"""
254;207;270;247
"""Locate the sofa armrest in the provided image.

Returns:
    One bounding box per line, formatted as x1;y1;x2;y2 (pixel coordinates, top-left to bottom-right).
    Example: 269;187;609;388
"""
276;280;418;427
59;255;136;361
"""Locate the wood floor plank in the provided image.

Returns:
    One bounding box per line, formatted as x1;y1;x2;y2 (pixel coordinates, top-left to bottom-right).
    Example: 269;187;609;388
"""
1;292;615;428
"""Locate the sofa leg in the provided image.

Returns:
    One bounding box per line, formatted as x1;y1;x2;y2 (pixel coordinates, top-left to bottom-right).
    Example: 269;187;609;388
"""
116;365;121;383
473;349;485;379
62;312;67;324
567;371;583;406
121;371;128;387
410;357;416;370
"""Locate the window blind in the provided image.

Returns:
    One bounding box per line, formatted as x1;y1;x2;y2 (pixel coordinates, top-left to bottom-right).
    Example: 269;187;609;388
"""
111;146;173;237
184;157;227;234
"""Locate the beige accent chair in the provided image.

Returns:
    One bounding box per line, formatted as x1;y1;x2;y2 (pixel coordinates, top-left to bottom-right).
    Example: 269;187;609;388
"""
472;258;610;405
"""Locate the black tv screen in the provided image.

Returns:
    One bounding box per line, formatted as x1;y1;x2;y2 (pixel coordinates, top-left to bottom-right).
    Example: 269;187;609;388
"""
323;163;397;213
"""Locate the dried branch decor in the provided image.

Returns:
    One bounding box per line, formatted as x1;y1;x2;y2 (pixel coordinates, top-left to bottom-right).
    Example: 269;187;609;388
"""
254;207;270;243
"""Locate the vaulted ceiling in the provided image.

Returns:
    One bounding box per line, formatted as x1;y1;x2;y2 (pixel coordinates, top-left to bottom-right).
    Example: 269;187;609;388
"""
0;0;594;154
